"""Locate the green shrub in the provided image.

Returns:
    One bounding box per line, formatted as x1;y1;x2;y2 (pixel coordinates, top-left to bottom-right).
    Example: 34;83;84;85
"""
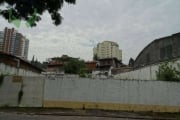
156;62;180;81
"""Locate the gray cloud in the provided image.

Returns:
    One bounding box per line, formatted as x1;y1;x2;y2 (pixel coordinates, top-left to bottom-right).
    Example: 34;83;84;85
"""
0;0;180;63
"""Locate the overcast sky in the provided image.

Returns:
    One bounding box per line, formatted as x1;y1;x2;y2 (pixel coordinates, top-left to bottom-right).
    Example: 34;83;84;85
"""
0;0;180;64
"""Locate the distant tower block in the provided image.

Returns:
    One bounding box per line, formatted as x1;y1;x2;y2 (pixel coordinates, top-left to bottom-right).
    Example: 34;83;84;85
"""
93;41;122;61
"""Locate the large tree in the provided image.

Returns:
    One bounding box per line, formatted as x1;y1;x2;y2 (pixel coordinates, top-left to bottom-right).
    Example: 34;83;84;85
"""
0;0;76;27
64;59;85;75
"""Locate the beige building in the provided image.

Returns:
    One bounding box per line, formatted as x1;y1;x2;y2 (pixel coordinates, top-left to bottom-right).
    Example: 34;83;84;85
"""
93;41;122;61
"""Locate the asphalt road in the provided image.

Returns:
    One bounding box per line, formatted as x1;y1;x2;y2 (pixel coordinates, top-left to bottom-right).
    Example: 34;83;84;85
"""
0;112;149;120
0;109;179;120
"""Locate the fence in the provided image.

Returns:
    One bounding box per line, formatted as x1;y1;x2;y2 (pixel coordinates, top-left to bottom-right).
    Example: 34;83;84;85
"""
0;76;180;112
0;76;44;107
114;58;180;80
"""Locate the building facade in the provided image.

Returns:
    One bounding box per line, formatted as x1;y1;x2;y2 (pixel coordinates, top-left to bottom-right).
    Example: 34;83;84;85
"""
46;55;79;73
114;32;180;80
134;32;180;68
96;58;122;70
22;38;29;59
93;41;122;61
0;27;29;59
0;52;43;76
3;27;16;53
85;61;97;73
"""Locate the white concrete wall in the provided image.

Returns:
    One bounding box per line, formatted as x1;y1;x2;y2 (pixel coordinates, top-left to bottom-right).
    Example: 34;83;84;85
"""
0;63;41;76
114;59;180;80
0;76;44;107
1;76;180;111
19;77;44;107
44;77;180;106
0;76;21;107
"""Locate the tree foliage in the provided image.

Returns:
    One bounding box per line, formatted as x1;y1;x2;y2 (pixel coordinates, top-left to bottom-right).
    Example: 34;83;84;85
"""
64;59;85;75
0;0;76;27
31;56;46;69
156;62;180;82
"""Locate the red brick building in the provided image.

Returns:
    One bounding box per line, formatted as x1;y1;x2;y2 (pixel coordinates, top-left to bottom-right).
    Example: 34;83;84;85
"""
85;61;97;73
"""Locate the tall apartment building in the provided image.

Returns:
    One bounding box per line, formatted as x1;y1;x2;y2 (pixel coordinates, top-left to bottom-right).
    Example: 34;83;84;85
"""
0;27;29;59
22;38;29;59
93;41;122;61
3;27;16;54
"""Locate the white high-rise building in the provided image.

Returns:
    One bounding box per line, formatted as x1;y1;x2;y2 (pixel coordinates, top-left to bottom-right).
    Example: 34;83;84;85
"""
93;41;122;61
22;38;29;59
